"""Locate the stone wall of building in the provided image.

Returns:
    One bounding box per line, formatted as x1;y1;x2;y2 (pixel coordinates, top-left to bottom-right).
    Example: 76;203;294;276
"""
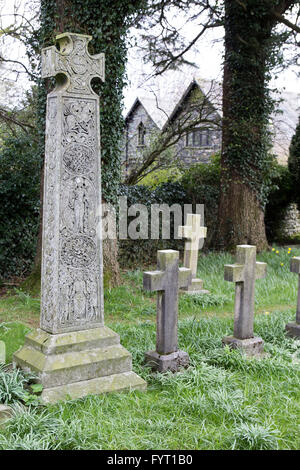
123;101;159;175
170;86;222;166
173;128;221;166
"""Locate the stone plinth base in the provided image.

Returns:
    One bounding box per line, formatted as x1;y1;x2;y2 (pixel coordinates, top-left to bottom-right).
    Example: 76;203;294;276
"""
145;350;189;372
285;322;300;338
180;278;209;295
222;336;264;356
13;326;146;404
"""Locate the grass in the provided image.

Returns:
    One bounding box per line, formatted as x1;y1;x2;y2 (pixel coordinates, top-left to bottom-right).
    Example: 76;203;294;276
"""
0;246;299;450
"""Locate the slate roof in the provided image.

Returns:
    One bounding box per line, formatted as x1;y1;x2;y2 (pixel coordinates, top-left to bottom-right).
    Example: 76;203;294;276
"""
125;67;222;129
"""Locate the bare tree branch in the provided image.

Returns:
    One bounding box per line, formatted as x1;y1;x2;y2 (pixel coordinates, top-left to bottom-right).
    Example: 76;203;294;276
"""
271;9;300;34
0;106;36;134
0;57;37;79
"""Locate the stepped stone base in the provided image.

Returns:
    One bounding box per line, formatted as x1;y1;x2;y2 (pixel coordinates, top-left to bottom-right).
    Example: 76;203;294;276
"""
222;336;264;356
13;326;146;404
145;349;190;372
180;278;209;295
286;322;300;338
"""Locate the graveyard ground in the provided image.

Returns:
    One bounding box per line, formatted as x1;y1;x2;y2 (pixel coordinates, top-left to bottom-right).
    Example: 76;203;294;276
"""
0;247;300;450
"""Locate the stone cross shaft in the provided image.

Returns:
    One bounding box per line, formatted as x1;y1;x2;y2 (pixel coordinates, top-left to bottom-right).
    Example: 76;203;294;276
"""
40;33;105;334
224;245;267;339
13;32;147;403
143;250;191;355
178;214;207;278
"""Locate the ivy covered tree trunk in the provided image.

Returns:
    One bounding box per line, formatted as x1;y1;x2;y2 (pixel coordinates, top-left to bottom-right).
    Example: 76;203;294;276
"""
216;0;279;252
32;0;145;287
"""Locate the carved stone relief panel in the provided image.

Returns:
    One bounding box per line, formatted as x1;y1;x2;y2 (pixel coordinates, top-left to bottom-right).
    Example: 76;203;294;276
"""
41;96;59;331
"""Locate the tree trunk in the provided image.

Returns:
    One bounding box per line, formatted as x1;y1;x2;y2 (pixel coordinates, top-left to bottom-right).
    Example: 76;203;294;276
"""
216;0;275;252
217;175;268;252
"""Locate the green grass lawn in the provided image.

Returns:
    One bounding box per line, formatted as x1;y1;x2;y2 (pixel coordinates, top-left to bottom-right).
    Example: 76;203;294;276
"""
0;246;299;450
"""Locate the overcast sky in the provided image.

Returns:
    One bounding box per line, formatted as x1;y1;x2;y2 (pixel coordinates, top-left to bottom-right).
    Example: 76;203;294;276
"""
0;0;299;112
124;14;299;114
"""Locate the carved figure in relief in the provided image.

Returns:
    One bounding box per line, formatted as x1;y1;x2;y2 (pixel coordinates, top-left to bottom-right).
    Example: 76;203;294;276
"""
68;177;89;233
69;273;88;321
86;277;98;320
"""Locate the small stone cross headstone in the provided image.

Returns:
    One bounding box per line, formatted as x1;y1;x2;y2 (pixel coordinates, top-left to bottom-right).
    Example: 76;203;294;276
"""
13;32;146;403
143;250;192;372
222;245;267;356
0;341;5;364
178;214;209;294
286;257;300;337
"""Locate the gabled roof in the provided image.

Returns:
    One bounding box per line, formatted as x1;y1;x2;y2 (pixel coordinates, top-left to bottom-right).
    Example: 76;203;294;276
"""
124;66;300;161
162;78;222;131
125;77;222;131
124;66;209;129
125;96;163;130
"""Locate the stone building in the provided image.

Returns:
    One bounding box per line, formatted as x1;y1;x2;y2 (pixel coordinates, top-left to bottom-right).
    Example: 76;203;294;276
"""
123;71;300;174
123;77;222;174
123;70;300;239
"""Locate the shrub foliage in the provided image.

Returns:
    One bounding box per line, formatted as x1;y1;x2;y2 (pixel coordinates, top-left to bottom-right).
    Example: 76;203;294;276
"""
0;133;40;278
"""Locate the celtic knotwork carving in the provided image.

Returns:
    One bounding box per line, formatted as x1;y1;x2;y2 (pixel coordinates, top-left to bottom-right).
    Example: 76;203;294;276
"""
41;33;104;95
41;97;59;329
61;235;96;268
63;144;94;175
62;99;95;147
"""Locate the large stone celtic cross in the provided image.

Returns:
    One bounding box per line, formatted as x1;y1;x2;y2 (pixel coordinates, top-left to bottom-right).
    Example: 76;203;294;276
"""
40;32;105;334
13;33;146;403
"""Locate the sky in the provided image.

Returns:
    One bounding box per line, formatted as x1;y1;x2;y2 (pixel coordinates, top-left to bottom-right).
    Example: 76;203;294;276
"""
0;0;299;113
124;12;299;114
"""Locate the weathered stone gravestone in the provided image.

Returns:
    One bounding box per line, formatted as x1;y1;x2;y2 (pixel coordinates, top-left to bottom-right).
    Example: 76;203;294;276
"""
143;250;191;372
178;214;209;294
13;32;146;403
0;341;5;364
286;257;300;338
222;245;267;356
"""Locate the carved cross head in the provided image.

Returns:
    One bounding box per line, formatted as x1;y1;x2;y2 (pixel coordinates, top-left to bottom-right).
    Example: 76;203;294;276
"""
224;245;267;284
178;213;207;251
143;250;191;293
41;32;105;95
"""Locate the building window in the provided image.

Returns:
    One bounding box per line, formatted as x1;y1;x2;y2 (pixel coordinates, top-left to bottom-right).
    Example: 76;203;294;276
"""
138;122;146;146
185;129;211;148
